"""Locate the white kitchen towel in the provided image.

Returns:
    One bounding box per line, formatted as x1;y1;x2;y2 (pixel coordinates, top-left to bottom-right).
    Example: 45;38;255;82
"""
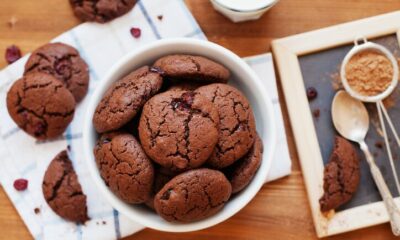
0;0;291;239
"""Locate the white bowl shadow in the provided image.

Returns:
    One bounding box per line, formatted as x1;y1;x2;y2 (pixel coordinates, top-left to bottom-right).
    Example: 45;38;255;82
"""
83;38;277;232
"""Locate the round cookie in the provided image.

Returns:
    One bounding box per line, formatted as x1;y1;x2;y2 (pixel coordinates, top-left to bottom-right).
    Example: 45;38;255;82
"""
93;66;163;133
24;42;89;102
138;90;219;171
42;150;89;223
153;54;230;83
154;168;232;222
69;0;137;23
94;132;154;204
196;84;256;169
145;166;176;210
6;72;76;140
225;133;263;194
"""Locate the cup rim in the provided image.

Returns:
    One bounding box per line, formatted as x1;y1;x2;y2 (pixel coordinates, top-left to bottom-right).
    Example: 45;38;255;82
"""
82;38;277;232
340;41;399;103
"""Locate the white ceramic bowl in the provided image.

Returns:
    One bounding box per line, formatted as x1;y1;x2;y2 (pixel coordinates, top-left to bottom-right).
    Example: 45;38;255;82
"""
210;0;279;23
83;38;277;232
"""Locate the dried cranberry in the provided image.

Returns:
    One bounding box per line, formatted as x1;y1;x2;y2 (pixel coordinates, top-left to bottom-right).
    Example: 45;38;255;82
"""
34;208;40;214
5;45;22;64
171;92;195;111
130;27;141;38
181;92;195;106
34;123;45;137
157;15;163;21
13;178;28;191
306;87;318;100
54;58;72;79
313;109;320;118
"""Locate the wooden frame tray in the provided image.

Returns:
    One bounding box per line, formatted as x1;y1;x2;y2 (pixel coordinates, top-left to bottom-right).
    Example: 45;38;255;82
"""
272;11;400;237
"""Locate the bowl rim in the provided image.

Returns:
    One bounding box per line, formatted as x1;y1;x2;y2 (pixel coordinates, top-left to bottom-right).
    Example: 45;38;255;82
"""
212;0;279;12
83;38;277;232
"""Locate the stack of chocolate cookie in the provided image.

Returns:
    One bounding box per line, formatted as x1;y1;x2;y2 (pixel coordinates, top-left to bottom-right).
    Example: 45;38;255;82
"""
92;54;264;222
6;42;90;140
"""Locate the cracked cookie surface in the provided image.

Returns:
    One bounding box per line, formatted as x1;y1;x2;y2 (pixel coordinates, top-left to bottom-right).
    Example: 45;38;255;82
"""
154;168;232;222
42;150;89;223
94;132;154;204
153;54;230;83
24;42;89;102
319;136;360;212
225;133;263;194
69;0;137;23
6;72;76;140
196;84;256;169
138;90;219;171
93;66;163;133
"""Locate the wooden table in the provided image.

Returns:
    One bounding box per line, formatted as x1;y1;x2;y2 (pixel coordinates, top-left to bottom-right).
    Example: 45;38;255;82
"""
1;1;400;239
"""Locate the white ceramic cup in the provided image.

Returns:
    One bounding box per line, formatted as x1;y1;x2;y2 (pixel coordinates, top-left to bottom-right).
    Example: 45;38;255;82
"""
83;38;277;232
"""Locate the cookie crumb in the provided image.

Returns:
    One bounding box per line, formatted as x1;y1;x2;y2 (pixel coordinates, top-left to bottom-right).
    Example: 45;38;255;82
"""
102;221;106;225
312;109;320;118
13;178;28;191
7;16;18;28
34;208;40;214
157;15;163;21
5;45;22;64
130;27;141;39
375;141;384;149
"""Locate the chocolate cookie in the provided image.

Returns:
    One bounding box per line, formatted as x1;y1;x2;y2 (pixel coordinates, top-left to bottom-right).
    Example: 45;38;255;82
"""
93;66;163;133
145;166;176;210
42;150;89;223
24;42;89;102
94;132;154;204
6;73;75;140
69;0;137;23
226;133;263;193
138;90;219;171
168;82;203;92
154;168;232;222
319;136;360;212
153;55;230;83
196;84;256;168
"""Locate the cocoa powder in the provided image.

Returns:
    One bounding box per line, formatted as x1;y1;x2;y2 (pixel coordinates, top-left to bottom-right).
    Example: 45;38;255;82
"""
345;50;393;96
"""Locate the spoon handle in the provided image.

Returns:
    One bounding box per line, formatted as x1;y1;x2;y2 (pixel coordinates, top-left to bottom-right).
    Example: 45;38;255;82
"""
360;141;400;236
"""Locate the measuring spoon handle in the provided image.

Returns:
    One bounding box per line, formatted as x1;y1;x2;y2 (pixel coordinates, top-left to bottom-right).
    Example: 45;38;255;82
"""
360;141;400;236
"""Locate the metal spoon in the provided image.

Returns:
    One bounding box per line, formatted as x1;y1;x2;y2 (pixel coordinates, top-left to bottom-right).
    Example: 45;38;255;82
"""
332;90;400;236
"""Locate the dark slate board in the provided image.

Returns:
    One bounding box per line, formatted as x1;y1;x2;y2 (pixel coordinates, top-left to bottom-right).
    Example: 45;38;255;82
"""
299;34;400;210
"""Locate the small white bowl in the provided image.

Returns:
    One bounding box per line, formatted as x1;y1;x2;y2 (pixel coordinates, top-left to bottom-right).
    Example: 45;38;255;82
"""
211;0;279;22
83;38;277;232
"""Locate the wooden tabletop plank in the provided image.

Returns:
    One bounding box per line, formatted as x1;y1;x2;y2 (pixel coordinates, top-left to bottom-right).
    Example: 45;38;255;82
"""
1;0;400;239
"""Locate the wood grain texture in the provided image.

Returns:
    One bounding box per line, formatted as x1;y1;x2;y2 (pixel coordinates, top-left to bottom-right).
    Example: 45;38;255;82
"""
0;0;400;239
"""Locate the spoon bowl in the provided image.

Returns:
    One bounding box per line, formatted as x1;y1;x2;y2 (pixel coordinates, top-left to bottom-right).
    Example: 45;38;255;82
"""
331;90;369;142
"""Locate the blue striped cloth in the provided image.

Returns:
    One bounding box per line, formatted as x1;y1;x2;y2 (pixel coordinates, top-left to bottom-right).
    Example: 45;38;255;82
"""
0;1;291;239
